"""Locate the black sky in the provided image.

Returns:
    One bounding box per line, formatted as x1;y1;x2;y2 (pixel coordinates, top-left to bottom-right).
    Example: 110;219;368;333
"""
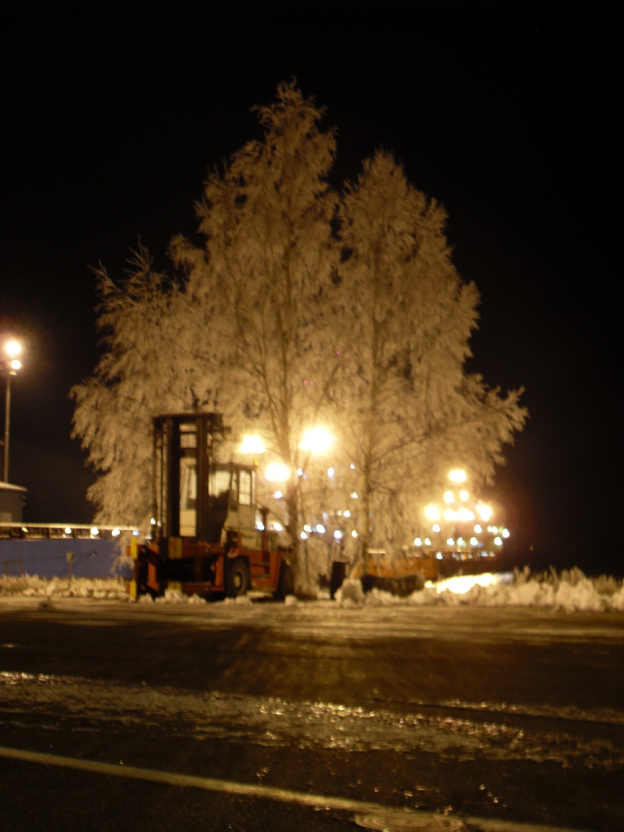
0;3;620;574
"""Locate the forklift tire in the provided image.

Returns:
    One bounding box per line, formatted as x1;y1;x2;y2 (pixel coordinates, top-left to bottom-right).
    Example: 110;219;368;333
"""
226;557;250;598
274;563;294;601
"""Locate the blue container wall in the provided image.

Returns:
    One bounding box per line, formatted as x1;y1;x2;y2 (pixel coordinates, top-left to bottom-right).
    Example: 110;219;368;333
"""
0;539;133;580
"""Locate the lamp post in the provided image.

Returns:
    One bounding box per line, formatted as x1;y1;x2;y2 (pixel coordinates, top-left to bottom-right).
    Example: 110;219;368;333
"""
2;339;22;483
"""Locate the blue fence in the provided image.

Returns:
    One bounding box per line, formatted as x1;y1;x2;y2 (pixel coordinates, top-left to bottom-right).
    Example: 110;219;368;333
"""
0;539;133;580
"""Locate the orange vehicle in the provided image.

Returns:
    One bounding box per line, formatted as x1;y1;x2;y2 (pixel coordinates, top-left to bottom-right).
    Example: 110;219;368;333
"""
350;539;501;586
350;548;438;582
129;413;293;600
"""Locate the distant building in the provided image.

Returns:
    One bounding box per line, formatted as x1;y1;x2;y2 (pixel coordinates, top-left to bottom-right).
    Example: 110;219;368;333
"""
0;482;27;523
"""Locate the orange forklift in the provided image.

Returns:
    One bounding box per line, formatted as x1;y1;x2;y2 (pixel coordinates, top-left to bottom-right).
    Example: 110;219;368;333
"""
129;413;293;600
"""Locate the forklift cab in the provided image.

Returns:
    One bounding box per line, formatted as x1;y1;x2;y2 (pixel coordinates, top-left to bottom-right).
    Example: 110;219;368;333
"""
154;413;259;549
180;458;258;546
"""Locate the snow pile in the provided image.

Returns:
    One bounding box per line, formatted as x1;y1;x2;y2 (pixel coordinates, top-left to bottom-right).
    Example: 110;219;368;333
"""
336;578;365;606
1;567;623;612
336;568;624;613
0;575;130;601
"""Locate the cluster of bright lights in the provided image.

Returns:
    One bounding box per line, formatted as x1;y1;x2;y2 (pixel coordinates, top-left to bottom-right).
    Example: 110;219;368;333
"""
2;339;22;372
414;469;510;557
54;525;139;538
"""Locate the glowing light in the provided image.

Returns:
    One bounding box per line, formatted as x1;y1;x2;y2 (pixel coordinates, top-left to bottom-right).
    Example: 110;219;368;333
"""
273;522;283;532
273;490;283;499
444;508;457;521
414;537;422;546
327;467;335;478
297;468;303;476
474;524;482;534
470;537;478;546
256;521;265;531
132;529;140;536
447;537;455;546
449;469;466;483
91;527;99;536
350;463;356;470
343;509;351;518
240;435;265;454
436;552;443;560
351;530;358;538
458;508;474;522
425;505;439;521
150;517;156;525
299;427;334;453
300;531;309;540
502;528;510;538
432;524;440;533
459;490;468;501
477;503;492;521
64;527;72;535
494;536;503;546
112;528;120;537
425;538;431;545
10;360;21;371
351;492;358;499
315;524;326;534
4;340;22;357
434;572;506;595
334;530;343;540
444;491;454;504
303;524;312;533
265;463;289;482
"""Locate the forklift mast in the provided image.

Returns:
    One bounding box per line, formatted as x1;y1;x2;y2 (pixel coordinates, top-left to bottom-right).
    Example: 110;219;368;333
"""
153;412;232;543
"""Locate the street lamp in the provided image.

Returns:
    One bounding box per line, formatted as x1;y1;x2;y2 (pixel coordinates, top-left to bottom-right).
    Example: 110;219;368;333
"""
2;338;22;482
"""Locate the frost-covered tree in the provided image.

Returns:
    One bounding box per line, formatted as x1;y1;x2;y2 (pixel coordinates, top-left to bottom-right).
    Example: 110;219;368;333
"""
334;151;527;560
71;246;220;526
72;87;527;592
171;81;341;590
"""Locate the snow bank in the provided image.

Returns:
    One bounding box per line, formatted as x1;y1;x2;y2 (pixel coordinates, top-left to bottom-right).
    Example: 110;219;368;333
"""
1;567;623;613
0;575;130;601
336;568;624;613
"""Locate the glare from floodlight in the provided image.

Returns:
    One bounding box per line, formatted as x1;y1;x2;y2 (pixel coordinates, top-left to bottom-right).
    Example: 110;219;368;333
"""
299;427;334;453
240;435;265;454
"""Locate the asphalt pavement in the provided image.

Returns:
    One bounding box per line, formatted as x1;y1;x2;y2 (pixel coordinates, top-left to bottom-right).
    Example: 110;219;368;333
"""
1;599;622;831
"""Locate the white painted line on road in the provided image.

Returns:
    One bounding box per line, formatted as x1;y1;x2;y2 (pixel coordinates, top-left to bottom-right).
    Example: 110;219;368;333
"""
0;745;593;832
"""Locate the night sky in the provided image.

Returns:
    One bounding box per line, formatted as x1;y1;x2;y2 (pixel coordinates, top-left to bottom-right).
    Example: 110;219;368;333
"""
1;4;619;575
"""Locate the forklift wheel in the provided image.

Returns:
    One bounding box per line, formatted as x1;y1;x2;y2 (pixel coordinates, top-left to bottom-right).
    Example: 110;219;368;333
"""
226;557;250;598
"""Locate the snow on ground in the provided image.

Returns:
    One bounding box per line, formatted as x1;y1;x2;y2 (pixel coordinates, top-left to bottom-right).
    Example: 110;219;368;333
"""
0;575;130;602
0;568;623;612
336;568;624;613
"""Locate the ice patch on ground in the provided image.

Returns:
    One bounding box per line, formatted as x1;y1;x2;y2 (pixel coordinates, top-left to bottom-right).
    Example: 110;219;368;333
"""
2;671;622;768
